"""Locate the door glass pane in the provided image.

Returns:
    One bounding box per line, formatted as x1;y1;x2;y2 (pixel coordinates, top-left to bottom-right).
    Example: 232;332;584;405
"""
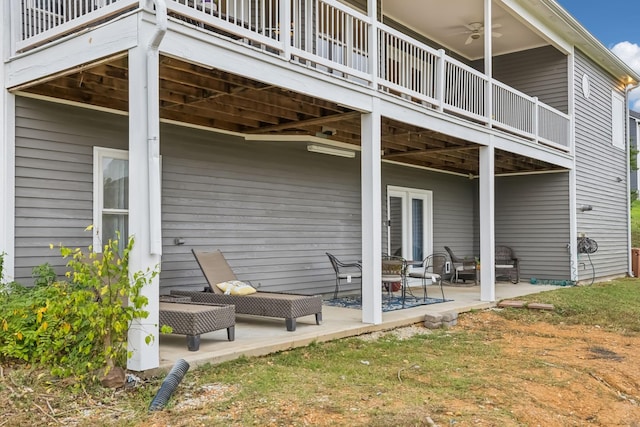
412;199;424;261
389;196;403;257
103;158;129;210
102;214;129;248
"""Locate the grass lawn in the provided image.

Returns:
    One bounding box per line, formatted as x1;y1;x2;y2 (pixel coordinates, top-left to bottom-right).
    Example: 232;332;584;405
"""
632;199;640;248
3;279;640;426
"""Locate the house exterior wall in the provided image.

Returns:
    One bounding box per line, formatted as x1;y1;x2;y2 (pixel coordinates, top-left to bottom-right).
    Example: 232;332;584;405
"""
495;173;571;281
15;96;512;294
491;46;569;114
158;126;363;296
573;49;629;280
14;97;127;283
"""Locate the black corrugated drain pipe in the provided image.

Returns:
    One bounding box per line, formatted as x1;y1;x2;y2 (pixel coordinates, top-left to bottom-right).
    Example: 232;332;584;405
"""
149;358;190;411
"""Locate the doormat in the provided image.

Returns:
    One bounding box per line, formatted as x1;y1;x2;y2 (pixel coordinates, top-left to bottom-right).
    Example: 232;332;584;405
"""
324;295;451;312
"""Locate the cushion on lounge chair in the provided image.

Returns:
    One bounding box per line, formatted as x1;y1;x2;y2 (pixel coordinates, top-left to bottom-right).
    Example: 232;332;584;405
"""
216;280;257;295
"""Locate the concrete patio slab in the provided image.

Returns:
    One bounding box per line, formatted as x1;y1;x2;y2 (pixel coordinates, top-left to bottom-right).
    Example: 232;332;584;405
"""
154;282;558;372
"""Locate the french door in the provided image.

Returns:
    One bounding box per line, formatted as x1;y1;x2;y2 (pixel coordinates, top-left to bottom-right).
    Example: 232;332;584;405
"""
386;186;433;263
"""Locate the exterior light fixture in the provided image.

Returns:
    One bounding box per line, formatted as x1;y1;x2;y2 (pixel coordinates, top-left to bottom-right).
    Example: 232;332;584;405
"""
306;144;355;158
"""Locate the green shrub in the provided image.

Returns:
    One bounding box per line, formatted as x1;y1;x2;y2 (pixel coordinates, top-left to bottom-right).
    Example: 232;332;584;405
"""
32;262;57;287
0;231;158;380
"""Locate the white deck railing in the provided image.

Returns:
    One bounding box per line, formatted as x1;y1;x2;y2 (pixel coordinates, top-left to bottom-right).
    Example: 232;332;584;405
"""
13;0;138;52
12;0;571;150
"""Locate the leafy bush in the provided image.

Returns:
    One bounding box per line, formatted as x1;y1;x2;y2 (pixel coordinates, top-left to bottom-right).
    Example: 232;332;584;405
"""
32;262;57;287
0;232;158;380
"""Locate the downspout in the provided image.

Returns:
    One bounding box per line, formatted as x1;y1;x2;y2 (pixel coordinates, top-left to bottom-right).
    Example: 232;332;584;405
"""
625;82;640;276
147;0;167;255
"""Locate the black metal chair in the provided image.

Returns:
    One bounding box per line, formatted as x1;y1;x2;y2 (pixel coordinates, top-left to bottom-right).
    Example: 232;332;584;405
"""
381;254;407;306
495;245;520;284
408;253;447;300
326;252;362;299
444;246;477;284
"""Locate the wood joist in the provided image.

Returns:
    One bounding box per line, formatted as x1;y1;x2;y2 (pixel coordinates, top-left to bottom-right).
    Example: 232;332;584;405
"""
18;55;561;176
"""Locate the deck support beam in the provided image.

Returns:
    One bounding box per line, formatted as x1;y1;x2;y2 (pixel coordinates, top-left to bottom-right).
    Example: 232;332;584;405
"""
1;0;15;282
361;98;382;325
127;42;161;371
479;143;496;302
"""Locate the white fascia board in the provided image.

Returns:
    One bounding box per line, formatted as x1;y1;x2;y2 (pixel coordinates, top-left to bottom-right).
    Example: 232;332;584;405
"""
492;136;574;169
159;28;374;113
505;0;640;84
5;14;139;89
381;96;574;170
380;100;492;146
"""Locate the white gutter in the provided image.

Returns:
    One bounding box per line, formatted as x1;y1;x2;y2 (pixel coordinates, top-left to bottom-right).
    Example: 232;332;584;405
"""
626;83;640;276
541;0;640;84
147;0;166;255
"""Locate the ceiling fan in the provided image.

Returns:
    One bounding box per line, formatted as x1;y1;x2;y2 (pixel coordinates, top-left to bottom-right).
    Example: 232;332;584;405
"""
462;22;503;45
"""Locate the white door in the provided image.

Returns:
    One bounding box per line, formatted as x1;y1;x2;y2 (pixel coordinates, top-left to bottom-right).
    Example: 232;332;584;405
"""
387;186;433;264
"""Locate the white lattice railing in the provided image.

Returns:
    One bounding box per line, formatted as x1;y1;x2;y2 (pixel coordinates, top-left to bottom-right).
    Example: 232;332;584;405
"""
14;0;138;52
538;103;571;149
13;0;571;150
443;57;488;121
493;81;535;137
290;0;371;83
377;25;439;105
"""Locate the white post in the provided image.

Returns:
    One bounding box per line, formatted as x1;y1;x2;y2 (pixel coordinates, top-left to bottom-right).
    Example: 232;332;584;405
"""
279;0;291;58
533;97;539;143
484;0;492;127
127;44;160;371
1;0;16;282
567;49;578;282
367;0;377;87
436;49;445;112
479;144;495;302
361;98;382;324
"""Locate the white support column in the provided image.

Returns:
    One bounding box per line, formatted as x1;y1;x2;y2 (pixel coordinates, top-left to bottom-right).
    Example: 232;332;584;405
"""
1;0;16;282
484;0;492;127
361;98;382;325
479;144;495;302
279;0;291;59
367;0;378;88
127;44;160;371
567;49;578;281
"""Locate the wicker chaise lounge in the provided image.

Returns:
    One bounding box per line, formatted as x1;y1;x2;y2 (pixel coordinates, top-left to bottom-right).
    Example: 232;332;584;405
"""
171;250;323;331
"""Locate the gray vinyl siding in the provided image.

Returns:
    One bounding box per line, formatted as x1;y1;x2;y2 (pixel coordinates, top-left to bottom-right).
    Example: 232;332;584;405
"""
495;173;571;280
574;49;629;280
14;97;127;284
490;46;569;113
15;98;364;294
159;127;362;296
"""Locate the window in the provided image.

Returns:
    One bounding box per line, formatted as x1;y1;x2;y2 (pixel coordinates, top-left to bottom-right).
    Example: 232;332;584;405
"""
386;186;433;263
93;147;129;252
612;90;625;150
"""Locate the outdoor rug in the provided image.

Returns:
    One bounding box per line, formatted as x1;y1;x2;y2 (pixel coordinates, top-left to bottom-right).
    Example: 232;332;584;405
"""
324;295;451;312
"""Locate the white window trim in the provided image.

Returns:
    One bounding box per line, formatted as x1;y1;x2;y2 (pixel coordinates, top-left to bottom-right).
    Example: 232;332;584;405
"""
93;147;128;253
612;90;625;150
386;185;433;264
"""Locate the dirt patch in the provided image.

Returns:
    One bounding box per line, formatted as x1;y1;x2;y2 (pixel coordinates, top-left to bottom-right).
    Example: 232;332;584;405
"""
454;310;640;426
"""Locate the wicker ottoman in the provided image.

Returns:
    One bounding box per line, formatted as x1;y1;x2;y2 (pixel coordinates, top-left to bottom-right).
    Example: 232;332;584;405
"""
159;302;235;351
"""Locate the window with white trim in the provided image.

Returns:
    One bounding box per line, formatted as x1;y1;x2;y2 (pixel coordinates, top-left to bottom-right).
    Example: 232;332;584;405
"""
612;90;625;150
93;147;129;252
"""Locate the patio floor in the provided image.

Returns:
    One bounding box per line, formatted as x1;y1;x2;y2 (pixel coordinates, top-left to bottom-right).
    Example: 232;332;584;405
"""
156;282;559;371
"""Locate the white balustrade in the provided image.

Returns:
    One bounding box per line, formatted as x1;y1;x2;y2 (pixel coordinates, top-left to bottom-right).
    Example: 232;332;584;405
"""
13;0;571;150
